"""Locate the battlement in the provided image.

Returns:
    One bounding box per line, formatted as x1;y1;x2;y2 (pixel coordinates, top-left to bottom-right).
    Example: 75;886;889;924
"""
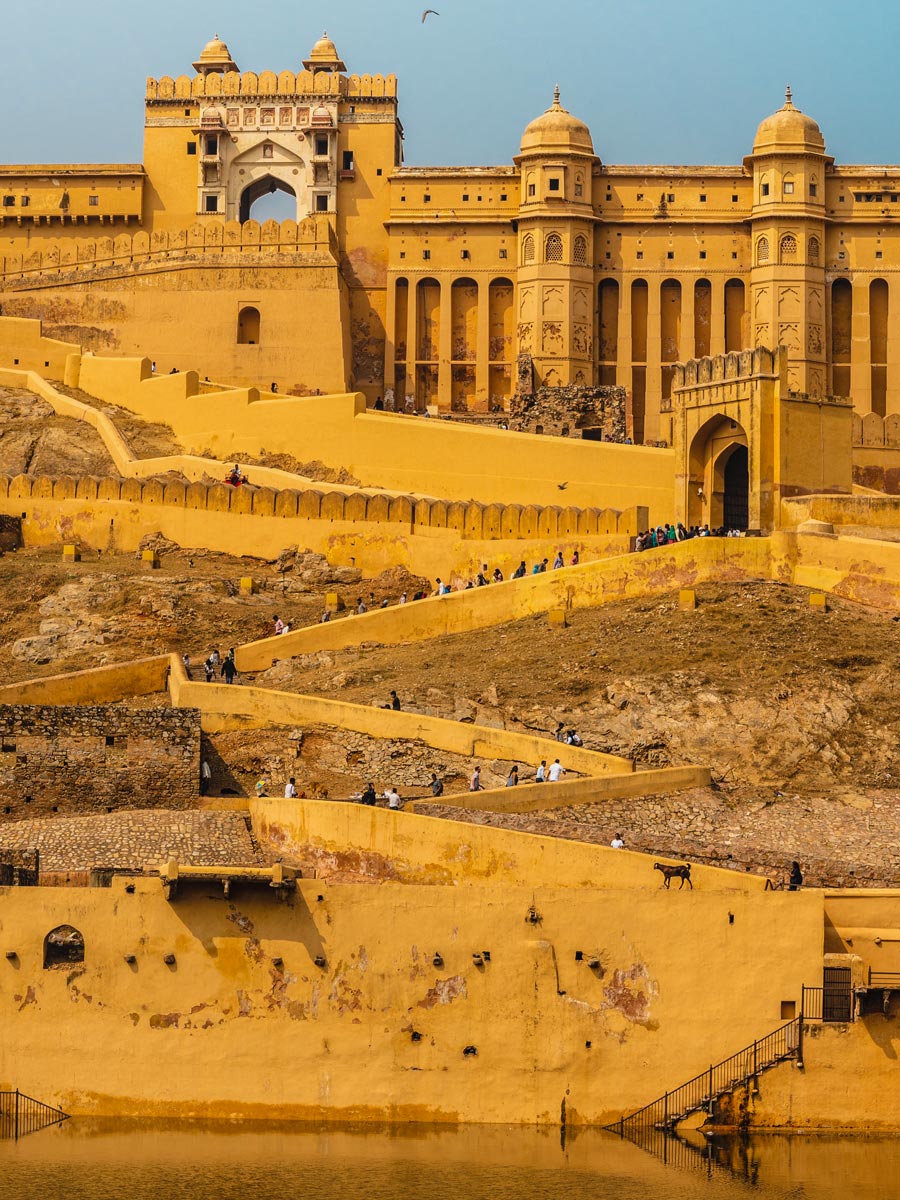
0;216;338;285
145;71;398;102
672;348;851;408
0;473;645;541
853;411;900;447
673;347;785;391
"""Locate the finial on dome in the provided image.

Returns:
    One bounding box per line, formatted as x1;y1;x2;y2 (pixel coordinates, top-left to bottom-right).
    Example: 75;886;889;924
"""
553;84;561;107
785;84;794;108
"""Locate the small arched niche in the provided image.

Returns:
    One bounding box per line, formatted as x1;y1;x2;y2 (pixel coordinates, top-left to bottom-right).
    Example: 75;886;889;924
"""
237;306;261;345
43;924;85;969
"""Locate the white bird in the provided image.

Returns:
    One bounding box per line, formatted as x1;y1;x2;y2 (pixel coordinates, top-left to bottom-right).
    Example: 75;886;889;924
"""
422;8;440;21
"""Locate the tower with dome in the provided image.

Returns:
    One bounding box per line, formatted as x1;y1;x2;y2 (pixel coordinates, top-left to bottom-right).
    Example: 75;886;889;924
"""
0;38;895;460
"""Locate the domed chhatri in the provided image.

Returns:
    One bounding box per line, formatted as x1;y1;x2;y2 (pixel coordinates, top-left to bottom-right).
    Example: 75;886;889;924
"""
753;86;825;154
192;34;239;76
303;31;347;73
520;86;594;155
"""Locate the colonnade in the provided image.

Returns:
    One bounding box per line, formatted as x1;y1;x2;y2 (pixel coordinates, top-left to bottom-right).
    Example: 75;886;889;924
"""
384;275;515;411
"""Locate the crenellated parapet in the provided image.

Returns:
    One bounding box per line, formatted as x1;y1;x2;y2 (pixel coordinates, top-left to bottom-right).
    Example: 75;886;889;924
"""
672;347;783;393
0;473;644;540
0;216;338;284
145;71;397;101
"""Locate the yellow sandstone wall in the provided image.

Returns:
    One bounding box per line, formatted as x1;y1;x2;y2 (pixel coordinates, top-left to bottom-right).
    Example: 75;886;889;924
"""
167;672;634;777
744;1021;900;1132
0;868;821;1123
0;319;80;378
250;798;757;892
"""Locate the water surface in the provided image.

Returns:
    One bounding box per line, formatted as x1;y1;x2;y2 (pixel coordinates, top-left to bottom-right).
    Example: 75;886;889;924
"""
1;1120;899;1200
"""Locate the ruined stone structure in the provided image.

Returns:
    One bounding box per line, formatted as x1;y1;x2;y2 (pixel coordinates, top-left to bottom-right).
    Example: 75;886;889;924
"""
0;40;899;444
0;705;200;818
510;377;628;440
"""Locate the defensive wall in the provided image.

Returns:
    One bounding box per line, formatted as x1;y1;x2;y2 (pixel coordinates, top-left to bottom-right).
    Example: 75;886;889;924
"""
0;704;200;820
0;217;340;286
0;223;352;393
237;530;900;670
251;798;750;892
0;469;642;580
0;860;822;1123
63;349;674;511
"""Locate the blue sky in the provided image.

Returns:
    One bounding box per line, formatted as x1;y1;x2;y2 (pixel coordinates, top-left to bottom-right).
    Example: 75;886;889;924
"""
2;0;897;167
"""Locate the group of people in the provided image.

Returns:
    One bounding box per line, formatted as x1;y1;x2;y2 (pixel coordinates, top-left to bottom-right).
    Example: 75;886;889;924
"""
470;758;566;791
634;523;743;550
430;551;581;596
183;648;239;684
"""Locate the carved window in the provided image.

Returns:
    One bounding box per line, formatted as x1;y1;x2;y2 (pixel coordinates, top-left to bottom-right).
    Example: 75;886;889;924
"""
757;236;770;264
262;143;274;159
545;233;563;263
780;234;798;261
522;234;535;264
573;234;588;265
808;236;820;265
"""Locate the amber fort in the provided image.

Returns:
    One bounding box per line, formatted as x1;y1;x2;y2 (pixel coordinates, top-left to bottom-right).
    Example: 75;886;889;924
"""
3;32;900;1152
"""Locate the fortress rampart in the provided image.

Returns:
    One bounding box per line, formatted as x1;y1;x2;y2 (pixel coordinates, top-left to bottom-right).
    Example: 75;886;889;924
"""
0;217;339;286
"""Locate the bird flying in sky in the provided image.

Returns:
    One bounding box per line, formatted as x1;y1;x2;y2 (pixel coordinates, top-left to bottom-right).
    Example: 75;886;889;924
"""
422;9;440;21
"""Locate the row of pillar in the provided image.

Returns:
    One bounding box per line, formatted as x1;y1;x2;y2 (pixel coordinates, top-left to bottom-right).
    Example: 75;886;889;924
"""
384;275;513;409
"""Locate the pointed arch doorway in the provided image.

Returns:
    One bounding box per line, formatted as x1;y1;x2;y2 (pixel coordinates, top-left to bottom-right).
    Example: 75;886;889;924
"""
687;415;750;530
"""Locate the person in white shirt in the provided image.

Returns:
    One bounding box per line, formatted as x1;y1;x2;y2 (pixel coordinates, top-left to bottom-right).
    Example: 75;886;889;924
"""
610;834;625;849
284;777;297;799
547;759;564;783
385;786;401;810
469;766;483;792
535;760;546;783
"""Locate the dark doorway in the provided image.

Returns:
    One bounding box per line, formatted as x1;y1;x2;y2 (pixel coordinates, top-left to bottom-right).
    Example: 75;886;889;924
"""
823;966;853;1022
723;444;749;530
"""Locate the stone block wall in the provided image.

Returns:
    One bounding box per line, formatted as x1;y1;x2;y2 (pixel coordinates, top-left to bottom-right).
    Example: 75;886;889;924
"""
0;704;200;820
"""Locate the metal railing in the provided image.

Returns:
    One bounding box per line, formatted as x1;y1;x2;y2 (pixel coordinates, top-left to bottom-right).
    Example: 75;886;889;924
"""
607;1016;802;1139
0;1090;69;1140
869;969;900;989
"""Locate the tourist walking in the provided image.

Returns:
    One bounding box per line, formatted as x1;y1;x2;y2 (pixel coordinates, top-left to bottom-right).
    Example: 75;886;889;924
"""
430;772;444;797
548;759;564;783
506;765;519;787
470;765;483;792
535;759;546;783
221;652;238;685
284;777;297;799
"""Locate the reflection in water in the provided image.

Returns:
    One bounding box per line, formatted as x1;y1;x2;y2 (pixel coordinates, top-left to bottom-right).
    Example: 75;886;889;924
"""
0;1120;899;1200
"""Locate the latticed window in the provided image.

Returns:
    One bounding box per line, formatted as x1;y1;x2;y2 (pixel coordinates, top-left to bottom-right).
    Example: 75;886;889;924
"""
522;234;535;264
757;236;770;264
808;236;820;265
780;233;798;260
545;233;563;263
573;234;588;265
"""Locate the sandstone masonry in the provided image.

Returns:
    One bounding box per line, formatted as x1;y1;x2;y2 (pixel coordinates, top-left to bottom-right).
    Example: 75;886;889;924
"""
0;704;200;819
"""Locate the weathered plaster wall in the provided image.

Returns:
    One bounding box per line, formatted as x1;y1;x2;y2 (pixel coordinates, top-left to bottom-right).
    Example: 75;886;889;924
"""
0;871;821;1123
743;1020;900;1132
250;797;764;893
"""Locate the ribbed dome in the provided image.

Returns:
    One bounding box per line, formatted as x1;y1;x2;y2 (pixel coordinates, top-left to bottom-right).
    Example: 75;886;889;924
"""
303;31;346;72
192;35;238;75
753;87;825;154
521;87;594;155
